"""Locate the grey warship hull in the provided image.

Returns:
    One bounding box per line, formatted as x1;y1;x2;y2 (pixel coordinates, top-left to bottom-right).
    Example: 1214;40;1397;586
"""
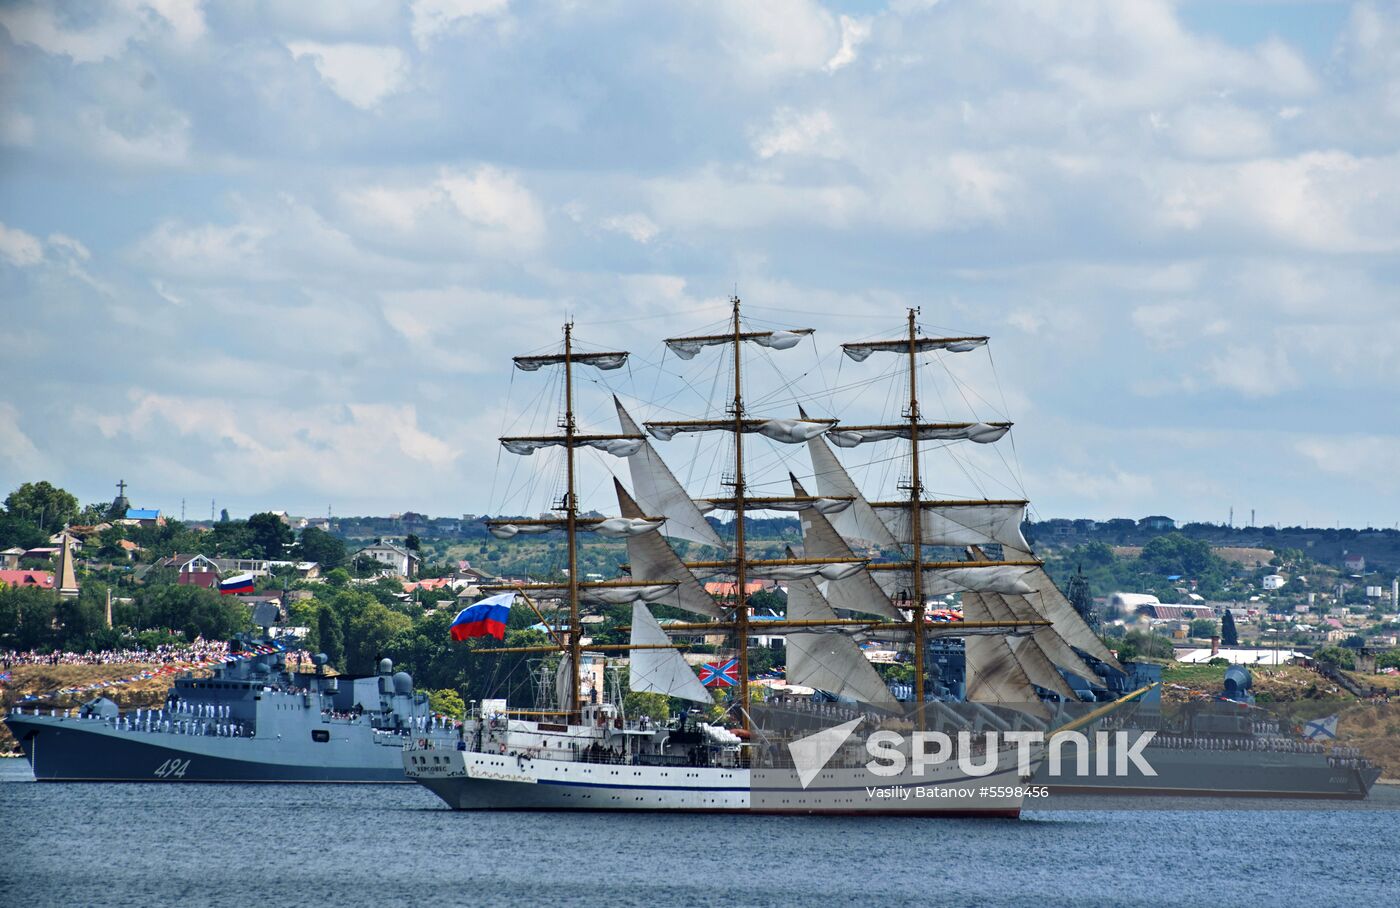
1032;740;1381;799
5;644;455;784
5;711;423;783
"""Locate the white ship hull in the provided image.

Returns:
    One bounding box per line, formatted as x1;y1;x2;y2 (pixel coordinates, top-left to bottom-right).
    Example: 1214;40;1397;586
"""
406;746;1035;816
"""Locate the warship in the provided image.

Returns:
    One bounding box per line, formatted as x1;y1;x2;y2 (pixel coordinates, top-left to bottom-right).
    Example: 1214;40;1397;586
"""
1032;664;1383;799
406;301;1134;815
6;613;457;783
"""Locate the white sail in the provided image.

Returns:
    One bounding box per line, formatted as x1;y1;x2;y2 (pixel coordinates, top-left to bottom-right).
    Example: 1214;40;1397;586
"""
502;436;643;457
962;592;1078;700
805;432;898;548
746;561;864;582
616;480;723;618
785;578;898;707
628;603;713;704
555;655;573;713
982;591;1099;683
615;397;726;549
842;337;987;361
791;476;899;620
873;501;1031;557
827;422;1010;448
962;635;1052;720
666;328;813;360
1022;566;1123;672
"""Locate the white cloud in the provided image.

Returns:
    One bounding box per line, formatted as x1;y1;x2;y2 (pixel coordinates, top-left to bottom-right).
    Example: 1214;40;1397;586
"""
826;15;871;72
286;42;410;110
752;108;837;159
1169;104;1273;159
0;113;36;147
343;166;546;254
0;403;44;476
1296;436;1400;493
1205;344;1296;397
0;0;206;62
710;0;840;77
599;213;660;244
0;222;44;267
410;0;511;48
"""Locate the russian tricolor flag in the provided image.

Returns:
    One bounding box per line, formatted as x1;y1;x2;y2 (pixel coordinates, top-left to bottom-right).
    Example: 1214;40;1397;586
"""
218;573;255;595
449;592;516;641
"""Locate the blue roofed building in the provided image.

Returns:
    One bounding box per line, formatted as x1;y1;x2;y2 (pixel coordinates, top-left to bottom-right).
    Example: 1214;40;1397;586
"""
122;508;163;527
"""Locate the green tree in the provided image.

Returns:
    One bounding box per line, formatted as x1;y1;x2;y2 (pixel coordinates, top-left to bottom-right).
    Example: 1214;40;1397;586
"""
624;690;672;723
405;533;421;551
4;481;79;532
1189;618;1219;639
134;585;251;641
1221;609;1239;646
0;585;60;650
428;688;466;718
324;567;351;589
75;502;111;525
0;511;45;550
316;605;345;669
296;527;346;569
246;512;294;560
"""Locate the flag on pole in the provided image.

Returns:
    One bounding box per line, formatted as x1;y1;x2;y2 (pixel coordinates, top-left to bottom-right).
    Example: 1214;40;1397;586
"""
699;659;739;688
1301;714;1338;742
218;573;255;595
449;593;516;641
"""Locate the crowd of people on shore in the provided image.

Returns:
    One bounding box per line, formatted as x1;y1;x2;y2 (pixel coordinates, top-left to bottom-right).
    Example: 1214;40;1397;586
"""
1;641;231;670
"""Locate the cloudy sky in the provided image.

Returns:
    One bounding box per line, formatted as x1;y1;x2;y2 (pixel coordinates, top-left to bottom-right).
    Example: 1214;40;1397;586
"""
1;0;1397;527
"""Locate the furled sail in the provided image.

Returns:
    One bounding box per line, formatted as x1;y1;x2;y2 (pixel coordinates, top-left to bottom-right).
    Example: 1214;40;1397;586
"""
501;435;643;457
627;603;713;704
826;422;1011;448
704;495;852;515
805;432;898;549
616;480;723;617
841;336;988;361
665;328;813;360
872;564;1036;598
646;418;831;444
518;584;677;605
791;476;899;619
962;635;1052;720
872;500;1031;557
785;577;898;707
514;351;629;371
615;398;726;549
489;517;664;540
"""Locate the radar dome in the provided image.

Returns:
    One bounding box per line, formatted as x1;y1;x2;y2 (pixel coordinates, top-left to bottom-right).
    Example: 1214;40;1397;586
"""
392;671;413;695
313;653;328;666
379;658;393;675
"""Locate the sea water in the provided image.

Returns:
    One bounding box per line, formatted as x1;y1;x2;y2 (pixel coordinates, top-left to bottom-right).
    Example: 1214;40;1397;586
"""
0;760;1393;907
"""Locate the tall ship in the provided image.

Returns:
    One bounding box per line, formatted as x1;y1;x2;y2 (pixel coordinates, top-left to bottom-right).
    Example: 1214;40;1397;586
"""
406;300;1133;815
5;620;457;782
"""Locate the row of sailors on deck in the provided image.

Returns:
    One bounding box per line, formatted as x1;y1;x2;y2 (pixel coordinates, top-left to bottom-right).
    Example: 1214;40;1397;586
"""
168;699;233;720
1152;735;1325;753
74;708;251;737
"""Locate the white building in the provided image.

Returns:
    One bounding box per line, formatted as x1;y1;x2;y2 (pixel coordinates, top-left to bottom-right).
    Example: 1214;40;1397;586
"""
1262;574;1286;591
355;540;421;578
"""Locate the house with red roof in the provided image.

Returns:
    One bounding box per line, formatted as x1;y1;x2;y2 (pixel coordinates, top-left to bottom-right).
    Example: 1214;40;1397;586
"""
0;570;55;590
